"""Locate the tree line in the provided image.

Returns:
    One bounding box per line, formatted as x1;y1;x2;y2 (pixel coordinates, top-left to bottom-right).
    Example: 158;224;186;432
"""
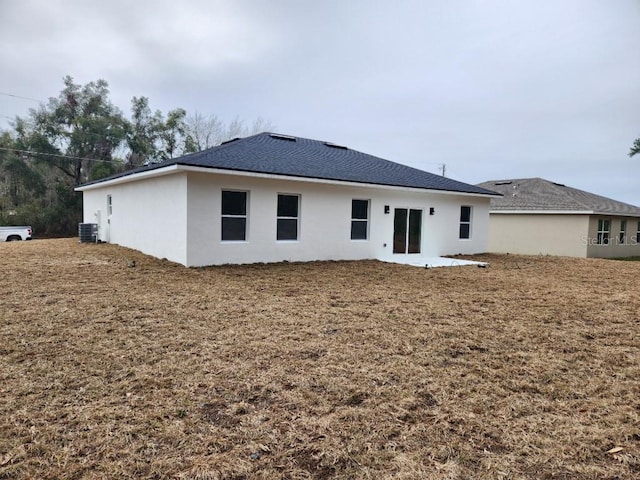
0;76;274;236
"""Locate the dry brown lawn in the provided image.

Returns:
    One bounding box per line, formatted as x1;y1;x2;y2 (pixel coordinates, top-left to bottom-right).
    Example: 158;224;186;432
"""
1;239;639;479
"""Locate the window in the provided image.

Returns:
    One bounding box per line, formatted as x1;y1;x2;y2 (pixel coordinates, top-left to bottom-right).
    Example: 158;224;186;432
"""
619;220;627;244
277;194;299;240
351;199;369;240
597;219;610;245
637;221;640;244
221;190;247;241
107;195;112;215
459;206;472;239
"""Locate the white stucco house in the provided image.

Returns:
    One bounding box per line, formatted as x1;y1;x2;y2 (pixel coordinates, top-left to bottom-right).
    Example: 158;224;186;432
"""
477;178;640;258
76;133;499;267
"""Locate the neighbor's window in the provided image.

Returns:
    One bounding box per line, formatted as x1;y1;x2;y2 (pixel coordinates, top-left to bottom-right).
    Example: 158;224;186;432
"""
637;221;640;244
107;194;112;215
277;194;299;241
351;199;369;240
459;206;472;239
619;220;627;244
221;190;248;241
596;219;610;245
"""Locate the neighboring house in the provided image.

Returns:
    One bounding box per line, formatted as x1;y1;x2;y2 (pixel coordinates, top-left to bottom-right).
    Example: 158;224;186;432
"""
76;133;499;267
477;177;640;258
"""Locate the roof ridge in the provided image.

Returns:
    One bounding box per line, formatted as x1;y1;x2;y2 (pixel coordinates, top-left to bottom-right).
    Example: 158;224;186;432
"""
541;179;594;211
561;182;640;211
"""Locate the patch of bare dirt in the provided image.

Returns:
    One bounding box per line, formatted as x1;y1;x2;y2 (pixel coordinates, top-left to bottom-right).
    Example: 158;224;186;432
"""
1;239;639;479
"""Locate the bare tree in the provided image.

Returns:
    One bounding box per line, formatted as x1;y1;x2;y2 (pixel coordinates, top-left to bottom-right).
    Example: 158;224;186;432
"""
249;116;276;136
225;116;245;141
184;112;224;152
184;112;276;152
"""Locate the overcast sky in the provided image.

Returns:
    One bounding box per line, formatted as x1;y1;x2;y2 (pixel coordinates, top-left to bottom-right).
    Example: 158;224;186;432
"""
1;0;639;203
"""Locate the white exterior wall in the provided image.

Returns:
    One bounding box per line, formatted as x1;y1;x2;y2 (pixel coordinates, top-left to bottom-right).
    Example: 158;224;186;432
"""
80;169;491;267
487;213;589;257
185;172;490;267
81;174;188;264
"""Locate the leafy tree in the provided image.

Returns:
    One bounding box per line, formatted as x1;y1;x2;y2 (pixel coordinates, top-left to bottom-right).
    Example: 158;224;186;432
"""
16;76;128;185
89;161;119;181
0;133;45;206
157;108;187;160
0;131;48;230
125;96;163;168
1;75;275;236
630;138;640;158
3;76;128;234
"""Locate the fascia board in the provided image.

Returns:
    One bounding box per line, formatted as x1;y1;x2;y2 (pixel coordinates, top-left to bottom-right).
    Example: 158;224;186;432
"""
490;210;593;215
74;165;181;191
75;163;500;198
175;165;500;198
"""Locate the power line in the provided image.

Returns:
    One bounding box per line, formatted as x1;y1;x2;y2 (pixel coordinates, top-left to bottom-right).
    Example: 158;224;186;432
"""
0;146;117;164
0;92;41;103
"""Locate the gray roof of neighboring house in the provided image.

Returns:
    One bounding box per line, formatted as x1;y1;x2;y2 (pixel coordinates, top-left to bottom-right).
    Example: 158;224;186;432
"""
477;177;640;217
80;133;499;196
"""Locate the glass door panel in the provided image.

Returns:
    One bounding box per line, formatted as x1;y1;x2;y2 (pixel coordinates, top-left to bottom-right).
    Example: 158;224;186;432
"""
408;209;422;253
393;208;408;253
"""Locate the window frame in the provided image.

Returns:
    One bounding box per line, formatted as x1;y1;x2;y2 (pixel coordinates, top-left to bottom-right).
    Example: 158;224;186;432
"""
221;190;248;242
350;199;370;241
619;220;627;245
459;205;472;240
276;193;300;241
596;218;610;245
107;194;112;216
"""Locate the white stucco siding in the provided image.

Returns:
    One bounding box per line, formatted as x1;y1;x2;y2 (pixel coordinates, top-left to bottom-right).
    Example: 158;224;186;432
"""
185;172;490;266
428;194;491;257
487;214;590;257
81;189;109;240
82;174;188;264
186;174;369;266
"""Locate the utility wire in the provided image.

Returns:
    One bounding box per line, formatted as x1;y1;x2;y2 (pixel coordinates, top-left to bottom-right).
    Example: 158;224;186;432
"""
0;146;117;164
0;92;41;102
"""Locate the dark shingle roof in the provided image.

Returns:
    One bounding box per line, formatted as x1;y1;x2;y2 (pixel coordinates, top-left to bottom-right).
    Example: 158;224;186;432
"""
81;133;498;196
477;178;640;216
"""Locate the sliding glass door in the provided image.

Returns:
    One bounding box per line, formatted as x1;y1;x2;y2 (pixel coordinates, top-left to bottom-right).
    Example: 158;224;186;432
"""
393;208;422;254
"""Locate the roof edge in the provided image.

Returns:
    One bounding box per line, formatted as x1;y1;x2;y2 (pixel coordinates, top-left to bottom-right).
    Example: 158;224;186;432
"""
75;164;180;191
176;165;502;196
78;163;500;197
490;210;594;215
